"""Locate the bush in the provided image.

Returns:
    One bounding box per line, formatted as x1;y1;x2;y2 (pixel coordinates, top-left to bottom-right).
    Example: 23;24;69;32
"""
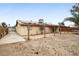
0;25;8;39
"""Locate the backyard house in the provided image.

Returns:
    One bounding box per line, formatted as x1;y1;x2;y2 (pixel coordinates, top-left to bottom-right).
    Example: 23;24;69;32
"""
16;20;79;36
15;20;58;36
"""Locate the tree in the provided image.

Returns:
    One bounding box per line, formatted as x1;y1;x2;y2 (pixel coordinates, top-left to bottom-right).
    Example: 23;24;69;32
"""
64;3;79;26
1;22;7;28
58;22;65;26
38;19;46;38
38;19;44;23
39;19;44;34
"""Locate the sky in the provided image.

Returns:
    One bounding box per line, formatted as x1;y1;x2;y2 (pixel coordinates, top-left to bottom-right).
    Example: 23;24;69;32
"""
0;3;74;26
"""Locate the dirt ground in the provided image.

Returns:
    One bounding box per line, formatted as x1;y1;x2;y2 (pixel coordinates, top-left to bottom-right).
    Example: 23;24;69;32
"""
0;33;79;56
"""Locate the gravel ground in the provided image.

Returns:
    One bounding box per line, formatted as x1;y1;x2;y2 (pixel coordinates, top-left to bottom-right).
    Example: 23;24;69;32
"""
0;33;79;56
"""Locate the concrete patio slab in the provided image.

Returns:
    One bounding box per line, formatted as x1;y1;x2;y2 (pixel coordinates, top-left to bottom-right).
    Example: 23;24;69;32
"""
0;32;25;45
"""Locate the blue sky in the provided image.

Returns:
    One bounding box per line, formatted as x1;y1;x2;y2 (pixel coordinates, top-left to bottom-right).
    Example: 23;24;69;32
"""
0;3;74;26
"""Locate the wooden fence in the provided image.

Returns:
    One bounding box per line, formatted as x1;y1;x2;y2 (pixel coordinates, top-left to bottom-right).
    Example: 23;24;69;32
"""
59;26;79;33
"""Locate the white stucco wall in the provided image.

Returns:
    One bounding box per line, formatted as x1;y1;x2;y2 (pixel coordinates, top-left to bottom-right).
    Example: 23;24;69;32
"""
16;24;28;35
16;24;53;36
45;27;52;33
16;24;41;36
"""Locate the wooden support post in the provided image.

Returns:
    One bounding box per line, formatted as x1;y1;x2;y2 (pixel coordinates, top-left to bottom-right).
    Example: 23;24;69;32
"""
27;23;30;40
54;26;55;36
44;23;46;38
59;25;61;35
